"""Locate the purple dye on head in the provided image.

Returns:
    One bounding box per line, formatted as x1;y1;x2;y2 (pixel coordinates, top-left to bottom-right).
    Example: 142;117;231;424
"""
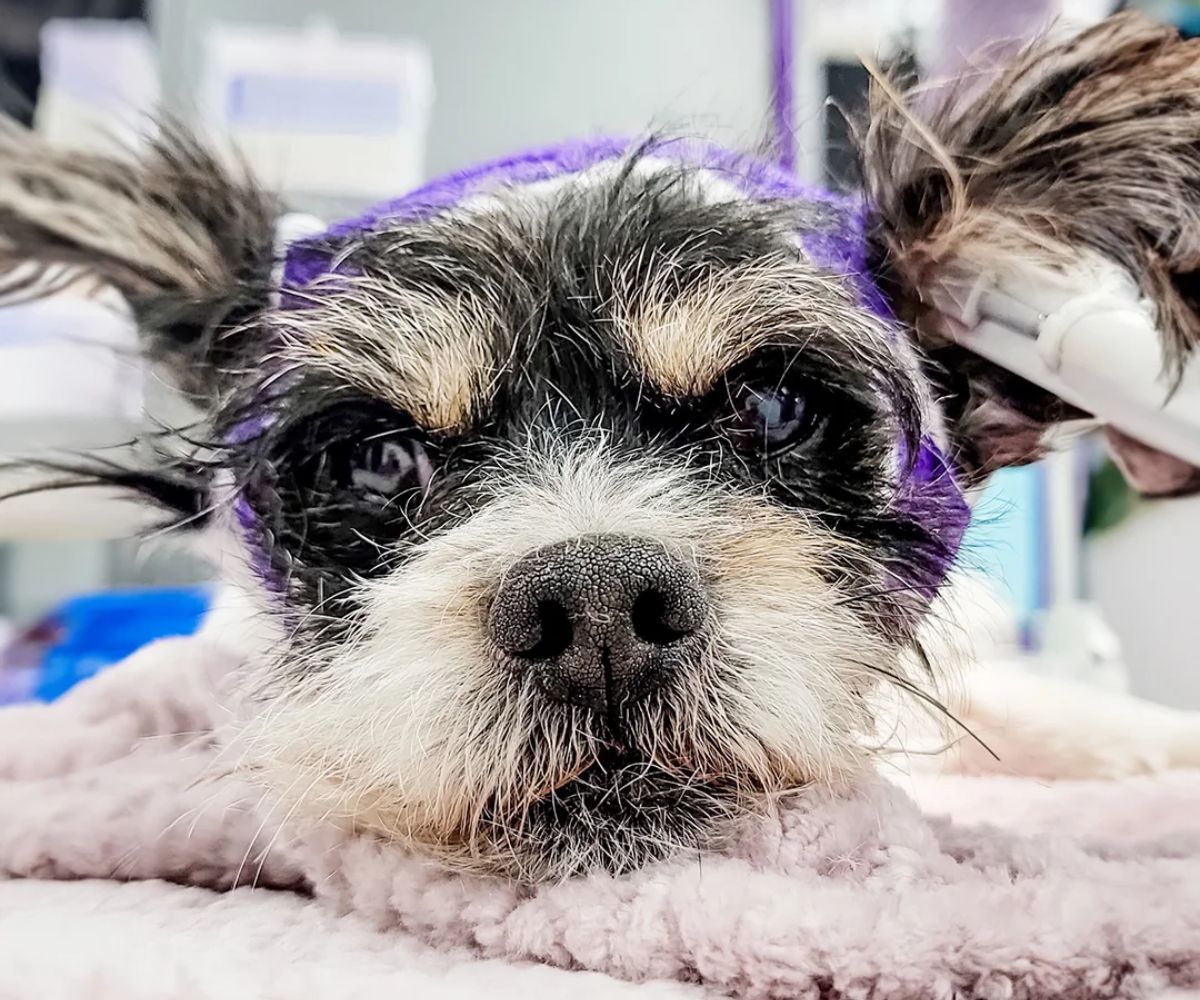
895;439;972;596
233;493;284;594
227;413;271;445
226;414;287;592
281;136;885;316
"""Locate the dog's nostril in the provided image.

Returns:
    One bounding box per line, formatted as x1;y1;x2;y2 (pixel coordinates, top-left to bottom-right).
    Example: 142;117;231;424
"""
630;589;692;646
517;600;573;660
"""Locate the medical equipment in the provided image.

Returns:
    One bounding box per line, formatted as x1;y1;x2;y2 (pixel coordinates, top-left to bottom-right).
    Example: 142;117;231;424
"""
938;258;1200;468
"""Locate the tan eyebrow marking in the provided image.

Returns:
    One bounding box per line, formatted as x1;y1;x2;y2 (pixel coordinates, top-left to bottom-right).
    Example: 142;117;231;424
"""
274;275;498;430
612;261;876;396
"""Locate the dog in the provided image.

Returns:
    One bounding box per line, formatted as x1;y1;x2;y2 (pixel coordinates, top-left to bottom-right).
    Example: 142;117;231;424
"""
1;13;1198;882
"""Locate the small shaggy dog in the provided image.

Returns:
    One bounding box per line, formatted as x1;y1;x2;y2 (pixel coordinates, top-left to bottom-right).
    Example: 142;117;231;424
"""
1;13;1198;880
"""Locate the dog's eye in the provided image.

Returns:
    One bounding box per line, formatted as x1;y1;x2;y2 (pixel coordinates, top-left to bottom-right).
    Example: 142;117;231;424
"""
293;426;433;504
347;438;432;497
723;381;819;454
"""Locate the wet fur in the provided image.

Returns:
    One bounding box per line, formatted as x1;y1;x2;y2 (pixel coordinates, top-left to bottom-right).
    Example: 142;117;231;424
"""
861;12;1200;481
0;119;278;400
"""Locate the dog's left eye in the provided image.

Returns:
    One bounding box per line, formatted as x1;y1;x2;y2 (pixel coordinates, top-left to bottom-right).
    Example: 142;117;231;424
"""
723;381;819;454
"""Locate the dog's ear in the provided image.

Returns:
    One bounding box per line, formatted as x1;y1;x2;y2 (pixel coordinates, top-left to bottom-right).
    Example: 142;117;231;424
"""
0;118;280;403
860;13;1200;493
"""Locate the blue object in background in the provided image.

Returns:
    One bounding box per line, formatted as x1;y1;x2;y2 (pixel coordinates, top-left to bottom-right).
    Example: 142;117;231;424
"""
958;465;1047;640
1127;0;1200;39
0;586;212;704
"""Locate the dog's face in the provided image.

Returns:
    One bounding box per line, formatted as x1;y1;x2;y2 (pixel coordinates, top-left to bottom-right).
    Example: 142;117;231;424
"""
216;163;960;879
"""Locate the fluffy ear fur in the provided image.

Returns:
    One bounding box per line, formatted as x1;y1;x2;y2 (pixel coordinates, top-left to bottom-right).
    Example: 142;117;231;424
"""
0;119;280;525
860;12;1200;492
0;118;280;401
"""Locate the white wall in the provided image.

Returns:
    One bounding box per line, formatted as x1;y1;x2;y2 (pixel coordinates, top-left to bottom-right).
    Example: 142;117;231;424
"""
152;0;777;181
1088;497;1200;709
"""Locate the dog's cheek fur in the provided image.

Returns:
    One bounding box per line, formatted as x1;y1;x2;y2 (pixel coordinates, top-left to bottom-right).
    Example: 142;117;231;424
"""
235;440;894;878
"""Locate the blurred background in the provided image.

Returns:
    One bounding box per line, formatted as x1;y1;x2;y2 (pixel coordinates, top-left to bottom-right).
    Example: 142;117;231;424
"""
0;0;1196;706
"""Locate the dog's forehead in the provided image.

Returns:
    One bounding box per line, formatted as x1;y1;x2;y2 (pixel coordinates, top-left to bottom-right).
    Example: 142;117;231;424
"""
276;140;901;430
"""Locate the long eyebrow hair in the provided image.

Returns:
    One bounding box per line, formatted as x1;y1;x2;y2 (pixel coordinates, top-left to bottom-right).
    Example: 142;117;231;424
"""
276;155;922;422
268;272;500;433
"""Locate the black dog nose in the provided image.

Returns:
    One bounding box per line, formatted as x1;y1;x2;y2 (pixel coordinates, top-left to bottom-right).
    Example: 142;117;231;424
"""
488;535;708;713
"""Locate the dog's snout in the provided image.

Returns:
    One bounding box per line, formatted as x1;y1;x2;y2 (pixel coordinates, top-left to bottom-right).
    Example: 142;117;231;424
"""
489;535;707;713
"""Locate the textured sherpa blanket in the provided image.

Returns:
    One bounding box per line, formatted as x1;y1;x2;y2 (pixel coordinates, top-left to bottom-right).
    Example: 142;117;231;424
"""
1;631;1199;1000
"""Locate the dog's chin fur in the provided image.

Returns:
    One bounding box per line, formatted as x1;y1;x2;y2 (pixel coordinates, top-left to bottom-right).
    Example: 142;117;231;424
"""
235;438;894;880
486;755;747;881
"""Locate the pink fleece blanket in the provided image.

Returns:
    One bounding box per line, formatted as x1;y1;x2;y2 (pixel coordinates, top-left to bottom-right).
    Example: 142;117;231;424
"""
1;632;1198;1000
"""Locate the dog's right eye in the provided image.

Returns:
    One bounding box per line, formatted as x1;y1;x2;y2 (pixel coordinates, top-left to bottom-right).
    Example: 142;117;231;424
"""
274;402;435;507
339;436;433;500
297;432;434;508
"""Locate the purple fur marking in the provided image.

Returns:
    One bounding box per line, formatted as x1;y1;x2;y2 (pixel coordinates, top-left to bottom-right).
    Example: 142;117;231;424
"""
897;439;971;595
226;414;288;592
283;137;882;310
